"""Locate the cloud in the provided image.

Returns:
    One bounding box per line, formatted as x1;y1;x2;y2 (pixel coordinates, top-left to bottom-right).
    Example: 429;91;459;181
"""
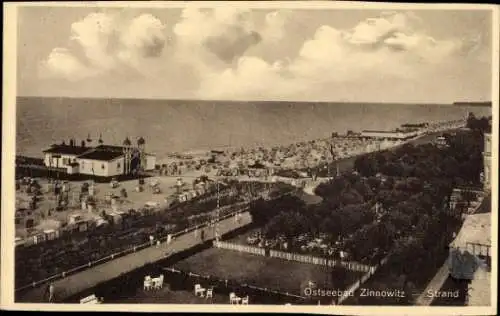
195;11;477;101
261;10;291;41
70;12;118;70
119;13;167;58
173;7;261;63
39;9;488;102
41;12;168;79
39;48;95;81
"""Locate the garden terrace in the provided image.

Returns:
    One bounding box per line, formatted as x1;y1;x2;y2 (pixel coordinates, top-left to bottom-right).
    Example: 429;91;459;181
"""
171;247;365;299
14;181;291;289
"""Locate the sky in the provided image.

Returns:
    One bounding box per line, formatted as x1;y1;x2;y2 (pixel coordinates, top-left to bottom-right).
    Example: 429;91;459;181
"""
16;4;494;103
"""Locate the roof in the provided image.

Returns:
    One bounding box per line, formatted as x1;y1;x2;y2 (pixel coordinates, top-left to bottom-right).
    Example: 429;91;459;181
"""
361;130;400;134
43;144;90;156
94;144;127;152
77;150;124;161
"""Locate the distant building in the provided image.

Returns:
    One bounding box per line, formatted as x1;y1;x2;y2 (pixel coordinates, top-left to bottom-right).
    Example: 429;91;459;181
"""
360;129;420;140
43;136;156;178
482;133;491;191
435;136;448;148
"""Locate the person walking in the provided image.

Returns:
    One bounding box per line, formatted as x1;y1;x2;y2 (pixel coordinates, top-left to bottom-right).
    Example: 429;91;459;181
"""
46;283;55;303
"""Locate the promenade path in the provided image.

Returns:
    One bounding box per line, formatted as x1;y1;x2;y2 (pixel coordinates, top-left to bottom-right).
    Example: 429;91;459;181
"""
415;257;450;305
17;211;253;303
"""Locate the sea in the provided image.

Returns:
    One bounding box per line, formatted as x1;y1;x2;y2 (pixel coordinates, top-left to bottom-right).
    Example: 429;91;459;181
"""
15;97;492;161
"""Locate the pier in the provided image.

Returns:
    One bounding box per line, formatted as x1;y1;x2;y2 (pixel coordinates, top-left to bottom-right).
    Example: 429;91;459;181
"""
16;210;253;303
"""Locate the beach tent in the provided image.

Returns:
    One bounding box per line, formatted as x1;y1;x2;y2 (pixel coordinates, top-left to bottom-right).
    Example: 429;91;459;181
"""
95;217;109;227
32;232;47;244
109;211;125;225
44;229;59;241
145;201;160;208
15;237;26;247
68;214;84;225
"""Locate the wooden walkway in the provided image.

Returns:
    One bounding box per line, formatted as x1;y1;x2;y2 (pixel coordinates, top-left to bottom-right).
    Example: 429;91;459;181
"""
16;211;252;303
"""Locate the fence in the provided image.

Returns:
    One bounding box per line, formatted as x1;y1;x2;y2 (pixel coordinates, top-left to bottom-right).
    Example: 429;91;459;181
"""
337;253;391;304
212;240;373;274
213;241;266;256
269;249;373;273
163;267;306;303
15;207;251;293
15;190;295;293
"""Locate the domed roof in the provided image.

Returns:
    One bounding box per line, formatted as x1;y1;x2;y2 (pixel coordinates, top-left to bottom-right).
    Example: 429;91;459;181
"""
137;137;145;145
123;137;132;146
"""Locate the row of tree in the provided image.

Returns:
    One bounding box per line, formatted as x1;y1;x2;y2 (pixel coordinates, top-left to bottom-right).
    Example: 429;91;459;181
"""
248;127;486;266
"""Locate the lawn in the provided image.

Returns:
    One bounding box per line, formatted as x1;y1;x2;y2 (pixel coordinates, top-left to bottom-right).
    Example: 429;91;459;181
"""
171;247;364;296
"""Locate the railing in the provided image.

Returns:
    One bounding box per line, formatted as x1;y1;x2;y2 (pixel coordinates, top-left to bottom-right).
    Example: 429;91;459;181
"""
15;207;251;293
464;242;491;258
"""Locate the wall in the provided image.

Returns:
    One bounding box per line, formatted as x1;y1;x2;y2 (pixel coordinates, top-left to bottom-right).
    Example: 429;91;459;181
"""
78;157;125;177
108;156;125;177
483;133;491;190
44;153;78;168
146;155;156;171
79;159;107;177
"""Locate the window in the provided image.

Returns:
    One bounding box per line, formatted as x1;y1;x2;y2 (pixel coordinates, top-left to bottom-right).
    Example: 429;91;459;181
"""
101;164;105;170
63;158;69;165
117;162;121;171
81;161;85;170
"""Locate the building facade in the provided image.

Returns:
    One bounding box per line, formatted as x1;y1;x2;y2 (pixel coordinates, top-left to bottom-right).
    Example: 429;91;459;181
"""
483;133;491;191
42;137;156;178
360;129;420;140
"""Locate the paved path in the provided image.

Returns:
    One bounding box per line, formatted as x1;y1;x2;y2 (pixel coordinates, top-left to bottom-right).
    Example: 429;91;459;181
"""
17;211;252;303
415;258;450;305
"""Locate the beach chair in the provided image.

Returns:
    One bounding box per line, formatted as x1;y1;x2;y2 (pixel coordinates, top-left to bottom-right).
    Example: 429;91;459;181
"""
194;284;206;297
241;296;249;305
229;292;241;304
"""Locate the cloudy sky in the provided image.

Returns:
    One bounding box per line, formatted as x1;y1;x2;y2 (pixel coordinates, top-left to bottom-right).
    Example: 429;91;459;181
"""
16;5;493;103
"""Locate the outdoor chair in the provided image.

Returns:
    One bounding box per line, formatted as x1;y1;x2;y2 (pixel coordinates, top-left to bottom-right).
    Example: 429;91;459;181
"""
144;276;152;290
229;292;241;304
241;296;249;305
194;284;206;297
152;274;164;289
205;287;213;299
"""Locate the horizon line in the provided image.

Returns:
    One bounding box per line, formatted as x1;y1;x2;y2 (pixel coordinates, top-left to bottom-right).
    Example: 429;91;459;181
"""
15;95;493;106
